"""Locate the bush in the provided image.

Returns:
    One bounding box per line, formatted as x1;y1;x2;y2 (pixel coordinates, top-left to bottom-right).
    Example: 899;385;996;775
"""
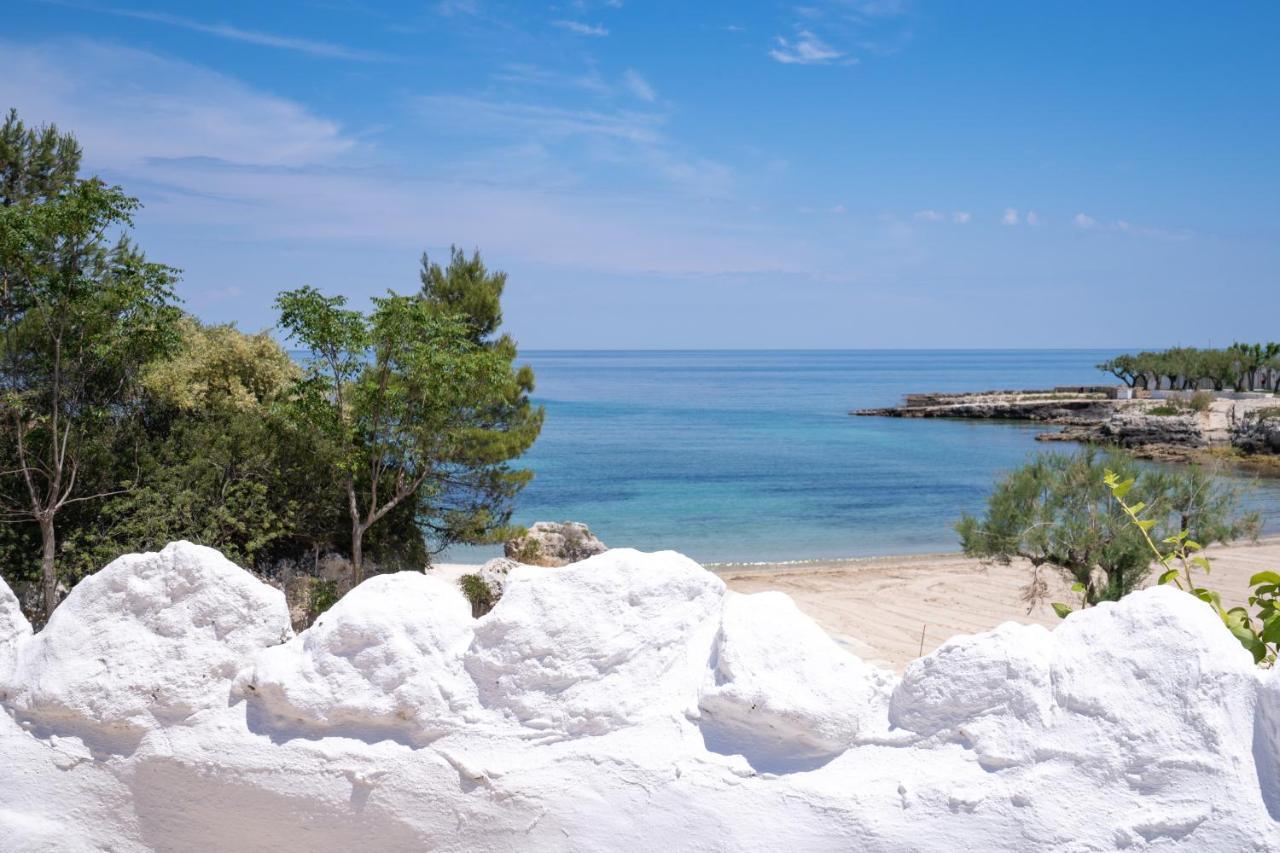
1189;391;1214;412
957;448;1258;608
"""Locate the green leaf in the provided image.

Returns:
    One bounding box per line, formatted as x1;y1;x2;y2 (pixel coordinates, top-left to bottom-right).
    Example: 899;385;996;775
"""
1109;476;1135;499
1135;519;1157;532
1070;582;1085;593
1051;602;1073;619
1250;571;1280;587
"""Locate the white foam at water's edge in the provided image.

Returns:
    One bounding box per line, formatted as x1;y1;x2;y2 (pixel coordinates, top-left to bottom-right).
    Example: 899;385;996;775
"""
2;540;1278;851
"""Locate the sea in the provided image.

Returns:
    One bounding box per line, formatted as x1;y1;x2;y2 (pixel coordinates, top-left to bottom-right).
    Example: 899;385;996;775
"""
441;350;1280;565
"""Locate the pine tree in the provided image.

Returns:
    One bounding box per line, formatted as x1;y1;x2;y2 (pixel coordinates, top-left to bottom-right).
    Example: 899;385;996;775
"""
416;247;544;554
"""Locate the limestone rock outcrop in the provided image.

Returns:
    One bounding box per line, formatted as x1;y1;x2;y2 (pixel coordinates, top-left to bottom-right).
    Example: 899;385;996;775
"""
1234;411;1280;454
504;520;608;566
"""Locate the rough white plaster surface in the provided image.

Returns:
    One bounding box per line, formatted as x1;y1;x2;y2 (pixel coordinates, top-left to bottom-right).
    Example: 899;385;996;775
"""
1;542;1278;851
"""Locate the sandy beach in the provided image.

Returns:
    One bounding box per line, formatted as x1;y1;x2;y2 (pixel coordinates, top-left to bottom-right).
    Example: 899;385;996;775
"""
715;536;1280;670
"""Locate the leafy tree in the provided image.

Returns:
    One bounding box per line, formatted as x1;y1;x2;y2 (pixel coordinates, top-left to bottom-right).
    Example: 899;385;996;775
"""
276;285;518;583
1097;354;1139;387
957;449;1256;609
417;247;543;553
59;318;343;578
0;111;180;619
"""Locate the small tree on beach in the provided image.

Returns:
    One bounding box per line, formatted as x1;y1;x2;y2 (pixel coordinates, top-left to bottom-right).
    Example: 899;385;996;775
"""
956;449;1257;611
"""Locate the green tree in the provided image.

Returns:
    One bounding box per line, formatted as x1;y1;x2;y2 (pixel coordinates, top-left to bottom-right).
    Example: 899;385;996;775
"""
59;318;342;578
0;111;180;619
276;284;517;583
417;247;543;552
957;449;1256;608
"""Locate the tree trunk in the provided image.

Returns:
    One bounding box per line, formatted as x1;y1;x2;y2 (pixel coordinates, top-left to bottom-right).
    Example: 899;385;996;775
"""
351;518;364;586
39;513;57;621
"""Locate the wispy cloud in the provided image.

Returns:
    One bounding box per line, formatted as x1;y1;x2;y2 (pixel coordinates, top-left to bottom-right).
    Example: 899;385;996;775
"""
770;30;845;65
1;38;356;168
416;95;663;143
493;63;613;96
952;211;971;224
553;20;609;37
0;36;787;304
1072;212;1097;229
913;209;943;222
1001;207;1019;226
84;6;391;61
622;69;657;102
770;0;912;67
1025;210;1041;226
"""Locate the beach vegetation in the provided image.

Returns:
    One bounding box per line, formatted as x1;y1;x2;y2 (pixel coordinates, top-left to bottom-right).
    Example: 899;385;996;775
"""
1105;469;1280;665
0;110;542;622
956;449;1258;610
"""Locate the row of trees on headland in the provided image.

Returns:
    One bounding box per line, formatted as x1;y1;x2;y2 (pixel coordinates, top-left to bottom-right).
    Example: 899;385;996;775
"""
1098;344;1280;392
0;109;542;622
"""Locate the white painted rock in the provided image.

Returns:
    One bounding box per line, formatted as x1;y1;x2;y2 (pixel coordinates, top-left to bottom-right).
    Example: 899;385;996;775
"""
465;548;725;736
700;590;896;769
248;571;479;741
2;544;1279;851
2;541;291;735
0;572;32;682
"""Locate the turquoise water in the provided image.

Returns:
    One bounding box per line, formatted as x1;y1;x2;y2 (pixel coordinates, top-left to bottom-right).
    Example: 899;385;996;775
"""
446;350;1280;564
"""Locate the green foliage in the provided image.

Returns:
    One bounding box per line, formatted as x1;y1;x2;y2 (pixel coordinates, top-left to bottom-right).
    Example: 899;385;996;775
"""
0;109;182;618
458;572;495;617
1103;468;1279;666
276;271;539;581
309;579;341;619
1098;343;1280;391
0;112;543;624
1147;406;1181;416
957;448;1256;609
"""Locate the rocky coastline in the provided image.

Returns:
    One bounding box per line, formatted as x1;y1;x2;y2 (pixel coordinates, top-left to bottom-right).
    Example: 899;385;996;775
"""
854;388;1280;471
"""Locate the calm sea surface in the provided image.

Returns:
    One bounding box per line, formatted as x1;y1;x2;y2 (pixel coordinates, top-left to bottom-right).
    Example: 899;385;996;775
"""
445;350;1280;564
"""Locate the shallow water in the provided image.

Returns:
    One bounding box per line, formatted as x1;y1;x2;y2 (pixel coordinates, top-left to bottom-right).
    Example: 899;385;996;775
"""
445;350;1280;564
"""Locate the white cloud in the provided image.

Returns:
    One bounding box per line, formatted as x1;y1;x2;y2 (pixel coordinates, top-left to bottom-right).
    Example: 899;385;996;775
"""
493;63;613;96
1001;207;1019;226
1026;210;1041;226
622;69;657;102
830;204;847;214
0;37;811;315
913;209;943;222
0;39;355;169
1073;212;1097;229
93;7;390;61
416;95;664;144
769;30;845;65
951;211;971;224
553;20;609;37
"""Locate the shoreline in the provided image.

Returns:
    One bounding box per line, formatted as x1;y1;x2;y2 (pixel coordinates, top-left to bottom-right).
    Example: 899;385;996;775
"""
715;536;1280;670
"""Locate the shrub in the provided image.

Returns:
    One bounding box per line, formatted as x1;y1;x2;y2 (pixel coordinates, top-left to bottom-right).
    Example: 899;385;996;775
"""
1189;391;1214;412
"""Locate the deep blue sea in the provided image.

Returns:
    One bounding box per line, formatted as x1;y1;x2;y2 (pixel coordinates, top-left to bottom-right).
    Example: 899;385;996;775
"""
445;350;1280;564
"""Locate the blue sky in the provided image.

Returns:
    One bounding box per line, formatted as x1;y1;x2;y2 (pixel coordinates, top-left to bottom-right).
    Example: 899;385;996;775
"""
3;1;1277;348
